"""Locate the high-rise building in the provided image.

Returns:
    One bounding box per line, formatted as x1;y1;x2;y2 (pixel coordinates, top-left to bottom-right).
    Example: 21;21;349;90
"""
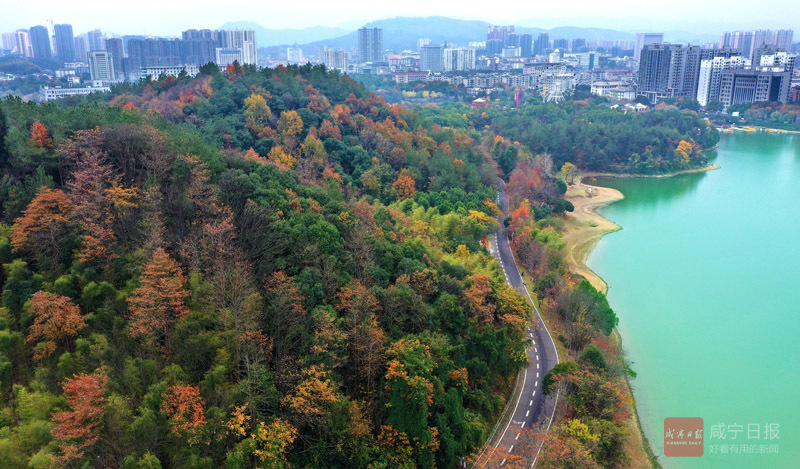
485;39;504;55
323;49;348;72
287;46;303;63
417;38;431;51
29;25;51;60
552;38;569;51
487;25;514;45
420;44;444;72
217;29;257;65
105;38;125;79
775;30;794;50
696;55;750;106
358;27;382;63
74;34;88;62
443;47;476;72
88;50;116;81
534;33;550;55
571;38;586;53
54;24;75;62
719;68;792;106
718;30;794;60
634;33;664;62
2;33;15;53
519;34;533;57
637;44;707;103
87;29;105;51
14;29;33;57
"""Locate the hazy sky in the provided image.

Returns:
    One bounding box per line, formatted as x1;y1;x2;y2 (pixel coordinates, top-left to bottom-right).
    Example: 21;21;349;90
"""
3;0;799;37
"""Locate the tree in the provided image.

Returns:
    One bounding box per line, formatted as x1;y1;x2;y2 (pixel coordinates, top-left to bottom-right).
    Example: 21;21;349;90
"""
705;100;724;113
127;248;190;355
336;281;385;396
162;384;205;436
244;93;272;135
463;274;495;325
561;162;577;184
51;371;109;463
10;187;74;270
267;146;295;169
26;291;87;360
0;105;8;163
30;121;53;148
393;169;416;199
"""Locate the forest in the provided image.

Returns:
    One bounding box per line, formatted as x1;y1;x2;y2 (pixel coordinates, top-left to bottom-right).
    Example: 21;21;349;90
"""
0;63;656;468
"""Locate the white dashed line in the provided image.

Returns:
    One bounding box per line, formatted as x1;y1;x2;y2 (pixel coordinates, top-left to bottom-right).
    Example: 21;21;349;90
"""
535;347;538;352
537;363;540;369
535;381;538;387
515;433;520;440
509;445;514;453
532;390;536;397
529;400;533;406
536;355;539;360
525;410;530;417
521;421;525;428
500;458;506;466
536;372;540;378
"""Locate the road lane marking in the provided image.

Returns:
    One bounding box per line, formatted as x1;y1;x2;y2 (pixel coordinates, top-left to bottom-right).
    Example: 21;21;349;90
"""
500;458;506;466
535;347;538;352
525;410;530;417
536;355;539;360
515;433;520;440
529;400;533;406
509;445;514;453
535;381;538;386
537;363;539;369
521;421;525;428
536;372;539;378
532;390;536;397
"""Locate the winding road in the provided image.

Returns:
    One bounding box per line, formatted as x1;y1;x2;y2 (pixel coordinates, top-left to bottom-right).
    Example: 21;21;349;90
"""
479;179;560;468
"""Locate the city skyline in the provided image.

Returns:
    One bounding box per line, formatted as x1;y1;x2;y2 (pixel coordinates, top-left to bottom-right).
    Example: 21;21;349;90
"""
3;2;800;39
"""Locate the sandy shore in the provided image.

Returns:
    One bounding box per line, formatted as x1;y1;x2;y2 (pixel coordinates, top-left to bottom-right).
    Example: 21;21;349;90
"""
561;182;623;294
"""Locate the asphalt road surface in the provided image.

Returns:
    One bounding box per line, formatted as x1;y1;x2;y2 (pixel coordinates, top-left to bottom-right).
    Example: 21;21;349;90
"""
481;179;560;468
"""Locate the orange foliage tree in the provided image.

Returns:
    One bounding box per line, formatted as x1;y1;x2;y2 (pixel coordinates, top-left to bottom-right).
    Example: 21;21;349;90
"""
10;187;74;268
30;121;53;148
162;384;206;436
26;291;87;360
463;274;496;325
51;371;109;463
392;169;416;199
127;248;190;354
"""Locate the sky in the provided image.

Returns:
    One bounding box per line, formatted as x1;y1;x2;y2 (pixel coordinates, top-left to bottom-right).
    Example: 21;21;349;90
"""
2;0;799;37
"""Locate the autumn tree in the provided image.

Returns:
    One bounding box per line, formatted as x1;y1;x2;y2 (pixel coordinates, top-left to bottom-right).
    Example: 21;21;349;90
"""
676;140;694;165
336;281;385;396
30;121;53;148
10;187;74;270
51;371;109;463
162;384;206;436
277;110;303;151
267;146;296;169
264;272;307;379
463;274;495;325
561;162;577;184
127;248;190;355
393;169;416;199
244;93;273;136
26;291;87;360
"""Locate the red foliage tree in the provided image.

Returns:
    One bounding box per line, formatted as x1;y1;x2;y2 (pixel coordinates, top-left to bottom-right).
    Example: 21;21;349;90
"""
162;384;206;436
463;274;496;325
392;170;416;200
51;371;109;462
127;248;190;354
26;291;87;359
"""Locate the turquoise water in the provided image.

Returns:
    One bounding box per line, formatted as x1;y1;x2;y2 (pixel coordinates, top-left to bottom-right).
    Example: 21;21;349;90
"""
587;132;800;468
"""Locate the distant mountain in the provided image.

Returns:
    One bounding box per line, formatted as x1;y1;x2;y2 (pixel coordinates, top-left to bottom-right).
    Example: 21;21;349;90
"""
245;16;642;55
219;21;349;47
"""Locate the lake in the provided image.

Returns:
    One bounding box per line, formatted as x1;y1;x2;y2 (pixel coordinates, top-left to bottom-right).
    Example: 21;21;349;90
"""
587;132;800;468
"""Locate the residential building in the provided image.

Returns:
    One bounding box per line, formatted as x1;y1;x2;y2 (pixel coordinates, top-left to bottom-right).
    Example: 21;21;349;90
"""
553;39;569;51
87;29;105;51
29;25;51;60
420;44;444;72
487;26;514;45
323;49;348;72
572;38;586;53
517;34;531;57
444;47;476;72
2;33;15;52
105;38;124;79
417;38;431;51
74;34;88;62
217;29;257;65
358;27;382;63
696;55;750;106
88;50;115;82
54;24;75;62
393;70;430;83
534;33;550;55
634;33;664;62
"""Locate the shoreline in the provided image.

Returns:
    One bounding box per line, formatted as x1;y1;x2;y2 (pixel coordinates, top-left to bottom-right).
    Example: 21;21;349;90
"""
562;168;709;469
580;163;720;183
719;125;800;135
